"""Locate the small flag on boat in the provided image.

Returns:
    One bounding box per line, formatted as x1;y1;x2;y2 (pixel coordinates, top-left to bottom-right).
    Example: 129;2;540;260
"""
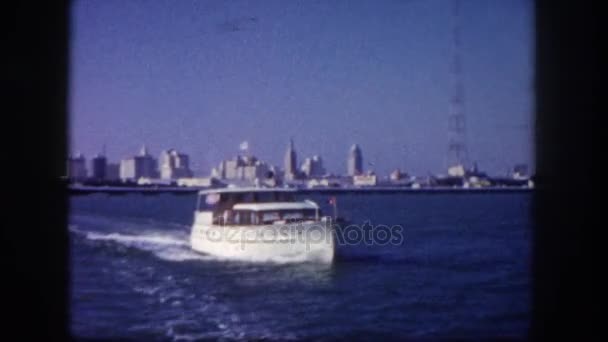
239;141;249;151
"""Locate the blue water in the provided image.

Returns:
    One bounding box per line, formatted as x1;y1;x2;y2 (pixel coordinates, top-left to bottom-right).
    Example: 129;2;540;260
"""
69;192;531;340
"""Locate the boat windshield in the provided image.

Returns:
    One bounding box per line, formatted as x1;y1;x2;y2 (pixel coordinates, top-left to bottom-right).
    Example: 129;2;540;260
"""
197;191;296;212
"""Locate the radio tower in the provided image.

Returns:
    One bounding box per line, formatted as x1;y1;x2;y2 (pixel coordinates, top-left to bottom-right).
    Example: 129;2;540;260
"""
447;0;469;173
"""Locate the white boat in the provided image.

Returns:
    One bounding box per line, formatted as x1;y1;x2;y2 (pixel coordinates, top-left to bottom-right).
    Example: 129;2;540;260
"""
190;187;335;263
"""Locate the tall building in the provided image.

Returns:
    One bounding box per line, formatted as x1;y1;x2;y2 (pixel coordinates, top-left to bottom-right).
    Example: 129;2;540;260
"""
224;156;247;179
284;139;297;180
347;144;363;176
159;149;193;179
244;161;271;180
211;155;271;182
67;153;87;180
90;154;107;180
106;163;120;181
120;145;158;181
301;155;326;178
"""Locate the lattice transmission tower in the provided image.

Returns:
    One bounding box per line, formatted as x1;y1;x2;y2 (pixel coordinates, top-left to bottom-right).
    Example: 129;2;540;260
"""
446;0;469;170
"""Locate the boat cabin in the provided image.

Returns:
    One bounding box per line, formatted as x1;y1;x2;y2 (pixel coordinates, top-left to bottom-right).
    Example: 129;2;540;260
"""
195;187;321;226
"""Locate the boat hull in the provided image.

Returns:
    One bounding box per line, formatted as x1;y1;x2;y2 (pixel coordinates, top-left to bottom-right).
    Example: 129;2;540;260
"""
190;222;335;263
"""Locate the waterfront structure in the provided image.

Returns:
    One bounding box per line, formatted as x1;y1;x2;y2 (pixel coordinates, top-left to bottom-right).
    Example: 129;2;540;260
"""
307;178;330;188
347;144;363;176
447;164;466;177
120;145;159;181
90;154;107;180
390;169;403;181
160;149;193;180
353;172;377;187
177;177;224;188
512;164;529;179
465;162;488;179
306;178;341;189
301;155;326;178
137;177;174;186
67;153;87;181
284;139;298;180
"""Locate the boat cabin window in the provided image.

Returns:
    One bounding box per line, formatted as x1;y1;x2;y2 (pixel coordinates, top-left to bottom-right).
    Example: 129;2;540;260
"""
212;208;318;225
259;209;318;224
233;210;257;225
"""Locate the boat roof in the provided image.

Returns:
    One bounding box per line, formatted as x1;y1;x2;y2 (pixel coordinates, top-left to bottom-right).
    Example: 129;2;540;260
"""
198;187;297;195
233;201;318;211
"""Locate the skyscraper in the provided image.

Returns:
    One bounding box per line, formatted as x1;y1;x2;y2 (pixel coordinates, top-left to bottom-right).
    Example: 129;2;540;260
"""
301;155;326;178
120;145;159;181
284;139;297;180
105;163;120;181
347;144;363;176
160;149;193;179
91;153;107;180
211;155;271;183
67;153;87;181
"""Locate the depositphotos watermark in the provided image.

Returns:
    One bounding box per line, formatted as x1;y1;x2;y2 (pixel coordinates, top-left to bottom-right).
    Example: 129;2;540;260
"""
202;221;404;250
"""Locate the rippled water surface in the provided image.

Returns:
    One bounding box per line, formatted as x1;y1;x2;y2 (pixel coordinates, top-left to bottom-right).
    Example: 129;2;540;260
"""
69;192;531;340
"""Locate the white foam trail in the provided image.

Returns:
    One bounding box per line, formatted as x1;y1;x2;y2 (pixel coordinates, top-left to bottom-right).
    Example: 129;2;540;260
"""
70;221;220;262
155;249;218;262
84;231;189;247
88;231;220;262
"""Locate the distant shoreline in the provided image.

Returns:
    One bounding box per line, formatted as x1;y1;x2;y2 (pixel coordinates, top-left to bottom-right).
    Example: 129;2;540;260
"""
68;185;533;195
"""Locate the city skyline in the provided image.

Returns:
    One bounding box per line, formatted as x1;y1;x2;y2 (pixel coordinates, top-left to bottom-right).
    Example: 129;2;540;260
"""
67;141;365;178
70;0;534;176
68;139;529;181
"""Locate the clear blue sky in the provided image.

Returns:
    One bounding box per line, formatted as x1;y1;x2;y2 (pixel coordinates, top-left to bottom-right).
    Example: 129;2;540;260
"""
70;0;534;176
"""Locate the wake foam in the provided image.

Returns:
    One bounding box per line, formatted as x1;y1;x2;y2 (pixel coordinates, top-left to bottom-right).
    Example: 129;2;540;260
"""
69;224;216;262
84;231;188;247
